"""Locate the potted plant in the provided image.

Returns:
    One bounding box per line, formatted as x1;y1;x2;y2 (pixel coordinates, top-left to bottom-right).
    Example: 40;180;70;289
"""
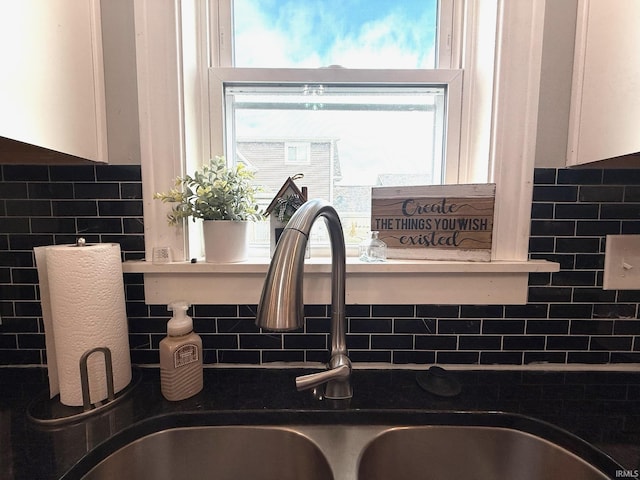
154;156;264;263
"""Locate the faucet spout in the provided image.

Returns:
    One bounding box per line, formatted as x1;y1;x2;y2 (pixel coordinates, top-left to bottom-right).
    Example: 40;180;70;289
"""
256;199;352;399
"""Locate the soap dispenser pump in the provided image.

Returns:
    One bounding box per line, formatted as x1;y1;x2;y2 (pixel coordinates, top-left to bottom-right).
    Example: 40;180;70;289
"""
159;301;203;401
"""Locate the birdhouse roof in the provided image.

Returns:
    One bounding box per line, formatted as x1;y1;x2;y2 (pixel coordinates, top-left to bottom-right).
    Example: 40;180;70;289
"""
265;177;307;215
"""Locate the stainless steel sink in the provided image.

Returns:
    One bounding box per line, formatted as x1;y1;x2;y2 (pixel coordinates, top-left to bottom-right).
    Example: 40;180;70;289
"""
69;415;617;480
83;426;333;480
357;426;610;480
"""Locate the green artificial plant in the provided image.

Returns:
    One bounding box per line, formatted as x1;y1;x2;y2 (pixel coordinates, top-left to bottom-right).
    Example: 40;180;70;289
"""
154;156;264;225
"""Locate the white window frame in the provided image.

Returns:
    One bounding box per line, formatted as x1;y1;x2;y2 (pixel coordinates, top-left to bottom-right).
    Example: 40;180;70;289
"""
130;0;558;306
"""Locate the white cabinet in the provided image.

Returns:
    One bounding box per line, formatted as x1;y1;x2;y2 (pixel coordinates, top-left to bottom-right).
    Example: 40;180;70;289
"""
0;0;108;162
567;0;640;166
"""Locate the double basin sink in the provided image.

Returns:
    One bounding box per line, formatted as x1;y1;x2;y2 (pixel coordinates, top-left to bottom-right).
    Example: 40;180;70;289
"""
64;412;617;480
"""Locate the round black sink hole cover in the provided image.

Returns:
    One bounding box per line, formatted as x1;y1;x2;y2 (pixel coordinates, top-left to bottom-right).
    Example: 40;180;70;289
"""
416;366;462;397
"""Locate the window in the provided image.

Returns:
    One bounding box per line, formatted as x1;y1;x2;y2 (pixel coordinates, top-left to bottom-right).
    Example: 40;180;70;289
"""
284;142;310;165
135;0;547;279
210;0;462;250
133;1;553;305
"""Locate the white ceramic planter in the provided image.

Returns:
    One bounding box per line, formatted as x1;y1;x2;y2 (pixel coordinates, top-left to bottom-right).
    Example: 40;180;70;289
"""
202;220;249;263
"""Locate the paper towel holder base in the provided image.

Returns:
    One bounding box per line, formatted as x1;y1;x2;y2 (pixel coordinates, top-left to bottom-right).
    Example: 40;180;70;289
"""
27;347;139;427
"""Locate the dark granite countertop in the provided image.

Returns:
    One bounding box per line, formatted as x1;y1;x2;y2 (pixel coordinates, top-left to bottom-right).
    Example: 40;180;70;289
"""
2;366;640;479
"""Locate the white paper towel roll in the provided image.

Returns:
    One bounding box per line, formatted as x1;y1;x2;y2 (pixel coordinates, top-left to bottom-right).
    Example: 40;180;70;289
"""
35;243;132;407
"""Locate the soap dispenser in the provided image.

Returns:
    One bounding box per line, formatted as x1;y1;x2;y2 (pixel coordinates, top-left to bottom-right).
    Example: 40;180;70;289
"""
159;301;203;401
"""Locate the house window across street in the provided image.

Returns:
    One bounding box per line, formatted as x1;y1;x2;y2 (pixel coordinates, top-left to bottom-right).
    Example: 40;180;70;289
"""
284;142;311;165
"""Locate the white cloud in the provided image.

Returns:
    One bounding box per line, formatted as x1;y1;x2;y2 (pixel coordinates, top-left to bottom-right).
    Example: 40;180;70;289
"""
234;2;435;69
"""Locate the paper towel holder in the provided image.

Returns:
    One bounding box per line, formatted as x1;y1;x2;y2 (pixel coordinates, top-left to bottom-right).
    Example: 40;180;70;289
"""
79;346;115;411
27;346;140;426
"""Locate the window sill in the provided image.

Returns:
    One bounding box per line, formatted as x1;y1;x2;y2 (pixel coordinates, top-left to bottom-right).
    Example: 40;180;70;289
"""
123;258;558;306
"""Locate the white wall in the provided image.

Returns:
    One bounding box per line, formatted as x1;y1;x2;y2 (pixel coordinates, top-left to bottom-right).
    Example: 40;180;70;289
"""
102;0;141;165
534;0;578;168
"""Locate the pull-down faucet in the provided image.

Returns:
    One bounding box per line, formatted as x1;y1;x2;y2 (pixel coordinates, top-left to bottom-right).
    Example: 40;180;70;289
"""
256;199;352;399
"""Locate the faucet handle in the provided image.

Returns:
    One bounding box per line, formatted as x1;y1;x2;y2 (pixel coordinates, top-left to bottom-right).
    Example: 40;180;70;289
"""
295;357;352;399
296;364;350;390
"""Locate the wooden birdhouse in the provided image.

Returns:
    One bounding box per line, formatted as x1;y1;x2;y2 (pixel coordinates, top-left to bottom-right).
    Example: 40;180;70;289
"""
265;175;308;255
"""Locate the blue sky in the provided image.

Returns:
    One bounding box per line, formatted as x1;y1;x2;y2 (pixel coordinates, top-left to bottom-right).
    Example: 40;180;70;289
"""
233;0;438;68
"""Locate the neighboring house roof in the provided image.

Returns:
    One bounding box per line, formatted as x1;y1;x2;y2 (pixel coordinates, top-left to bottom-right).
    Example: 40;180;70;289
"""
376;173;433;186
334;184;371;212
334;174;435;213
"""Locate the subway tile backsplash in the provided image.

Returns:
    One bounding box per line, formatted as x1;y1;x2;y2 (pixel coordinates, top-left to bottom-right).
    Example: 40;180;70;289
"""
2;164;640;366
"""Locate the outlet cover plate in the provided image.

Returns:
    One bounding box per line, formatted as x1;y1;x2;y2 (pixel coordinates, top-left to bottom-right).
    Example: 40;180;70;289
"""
603;235;640;290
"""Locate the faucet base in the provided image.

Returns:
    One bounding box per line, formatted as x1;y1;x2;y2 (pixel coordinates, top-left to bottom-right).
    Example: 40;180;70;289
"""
324;378;353;400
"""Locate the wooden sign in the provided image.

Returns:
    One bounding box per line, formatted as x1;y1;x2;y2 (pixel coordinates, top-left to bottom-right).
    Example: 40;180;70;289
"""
371;184;496;261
